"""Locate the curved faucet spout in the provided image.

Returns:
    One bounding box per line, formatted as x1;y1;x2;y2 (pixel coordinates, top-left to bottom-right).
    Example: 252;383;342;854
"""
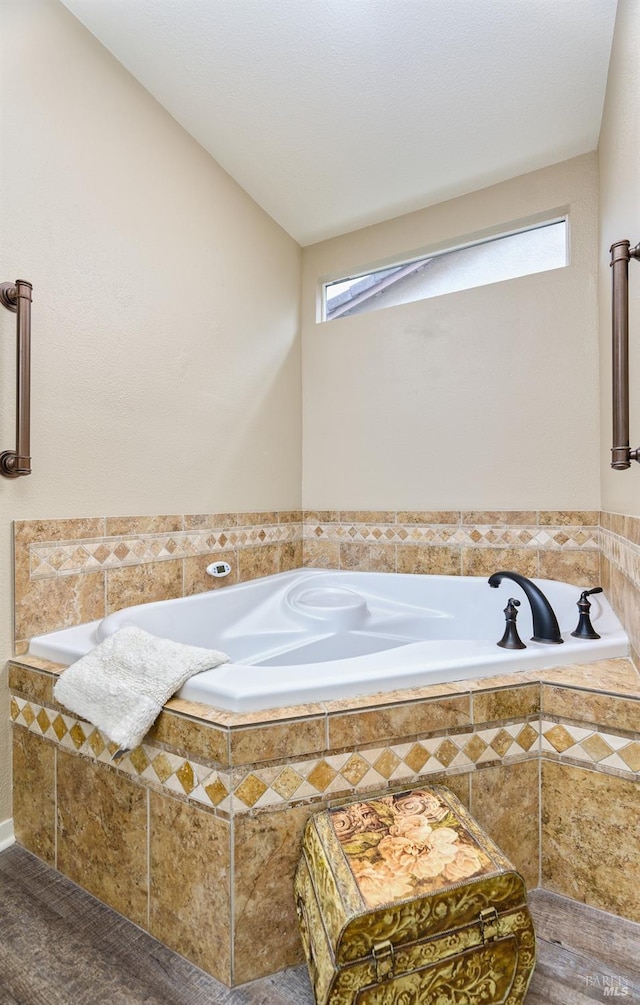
488;570;563;645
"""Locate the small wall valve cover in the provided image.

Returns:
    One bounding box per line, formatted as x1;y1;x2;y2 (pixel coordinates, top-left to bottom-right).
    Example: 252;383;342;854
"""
206;561;231;578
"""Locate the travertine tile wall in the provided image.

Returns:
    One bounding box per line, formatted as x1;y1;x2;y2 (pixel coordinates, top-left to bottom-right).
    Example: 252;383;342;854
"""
14;510;602;653
9;658;640;985
541;760;640;921
303;510;601;583
600;512;640;665
13;513;303;653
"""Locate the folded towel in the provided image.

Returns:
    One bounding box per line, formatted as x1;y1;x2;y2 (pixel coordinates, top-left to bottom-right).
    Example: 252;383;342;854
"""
53;625;229;751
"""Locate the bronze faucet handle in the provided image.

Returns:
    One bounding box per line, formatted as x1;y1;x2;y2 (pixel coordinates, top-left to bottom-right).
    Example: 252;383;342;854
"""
571;587;602;640
497;598;526;650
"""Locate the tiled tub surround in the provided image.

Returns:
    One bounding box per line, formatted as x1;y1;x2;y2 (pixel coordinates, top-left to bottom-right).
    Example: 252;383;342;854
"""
14;510;600;654
9;655;640;986
9;508;639;983
302;510;601;583
600;511;640;664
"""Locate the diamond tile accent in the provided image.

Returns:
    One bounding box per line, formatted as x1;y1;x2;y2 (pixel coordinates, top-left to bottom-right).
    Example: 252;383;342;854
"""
404;743;430;773
22;703;36;727
544;724;576;753
203;777;229;807
93;543;111;563
46;548;66;570
69;723;86;749
176;760;196;794
87;729;106;757
516;723;538;752
235;774;269;807
150;752;174;783
434;739;459;767
373;749;401;779
618;742;640;773
129;746;150;775
464;734;488;762
580;734;614;763
307;760;338;792
272;766;304;800
490;729;515;757
341;753;371;785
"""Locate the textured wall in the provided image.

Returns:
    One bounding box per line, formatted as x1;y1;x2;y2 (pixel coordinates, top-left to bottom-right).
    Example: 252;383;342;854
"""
0;0;302;825
302;154;600;511
598;0;640;519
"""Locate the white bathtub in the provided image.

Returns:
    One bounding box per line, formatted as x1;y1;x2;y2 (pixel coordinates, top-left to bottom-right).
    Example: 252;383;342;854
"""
29;569;628;712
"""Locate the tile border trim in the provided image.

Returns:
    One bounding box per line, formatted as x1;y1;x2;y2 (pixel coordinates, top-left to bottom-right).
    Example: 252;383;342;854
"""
600;526;640;592
10;697;639;816
20;511;602;582
304;520;599;550
29;523;302;580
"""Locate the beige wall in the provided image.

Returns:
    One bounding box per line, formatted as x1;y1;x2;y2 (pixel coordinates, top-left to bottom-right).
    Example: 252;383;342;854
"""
598;0;640;517
0;0;302;824
302;154;600;511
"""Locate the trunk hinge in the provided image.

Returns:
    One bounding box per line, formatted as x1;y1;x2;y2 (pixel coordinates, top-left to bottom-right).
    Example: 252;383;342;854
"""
372;940;395;981
479;906;500;943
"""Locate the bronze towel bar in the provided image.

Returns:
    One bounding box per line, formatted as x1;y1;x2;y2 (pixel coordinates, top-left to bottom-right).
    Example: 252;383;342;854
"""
0;279;32;478
610;241;640;470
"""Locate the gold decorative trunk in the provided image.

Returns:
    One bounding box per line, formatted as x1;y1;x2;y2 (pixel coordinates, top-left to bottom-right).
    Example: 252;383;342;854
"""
294;786;536;1005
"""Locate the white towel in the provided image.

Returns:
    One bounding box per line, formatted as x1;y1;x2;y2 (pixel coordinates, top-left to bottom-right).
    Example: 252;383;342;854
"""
53;625;229;751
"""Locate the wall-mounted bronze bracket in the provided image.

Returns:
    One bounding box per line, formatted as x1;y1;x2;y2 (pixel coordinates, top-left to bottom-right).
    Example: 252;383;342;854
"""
610;241;640;470
1;279;32;478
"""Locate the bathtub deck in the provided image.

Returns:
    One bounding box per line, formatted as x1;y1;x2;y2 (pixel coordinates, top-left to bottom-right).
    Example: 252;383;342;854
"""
1;844;638;1004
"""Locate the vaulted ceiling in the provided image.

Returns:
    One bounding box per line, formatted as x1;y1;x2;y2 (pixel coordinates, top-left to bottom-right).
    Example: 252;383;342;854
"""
61;0;618;245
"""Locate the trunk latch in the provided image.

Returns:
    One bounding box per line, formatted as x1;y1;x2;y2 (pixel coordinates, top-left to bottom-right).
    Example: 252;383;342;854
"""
479;907;500;943
372;940;395;980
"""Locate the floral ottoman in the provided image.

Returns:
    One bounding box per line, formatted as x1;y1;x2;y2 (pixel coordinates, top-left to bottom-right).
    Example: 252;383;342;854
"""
294;786;535;1005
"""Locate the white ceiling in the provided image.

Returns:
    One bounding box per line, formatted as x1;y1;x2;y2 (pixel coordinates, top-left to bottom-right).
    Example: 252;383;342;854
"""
60;0;618;246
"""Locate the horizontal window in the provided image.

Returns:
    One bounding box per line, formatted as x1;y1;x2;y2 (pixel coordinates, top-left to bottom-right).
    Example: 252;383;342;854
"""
322;218;568;322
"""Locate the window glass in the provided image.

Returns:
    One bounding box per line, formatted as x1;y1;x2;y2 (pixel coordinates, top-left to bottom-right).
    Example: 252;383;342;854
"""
323;219;567;322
